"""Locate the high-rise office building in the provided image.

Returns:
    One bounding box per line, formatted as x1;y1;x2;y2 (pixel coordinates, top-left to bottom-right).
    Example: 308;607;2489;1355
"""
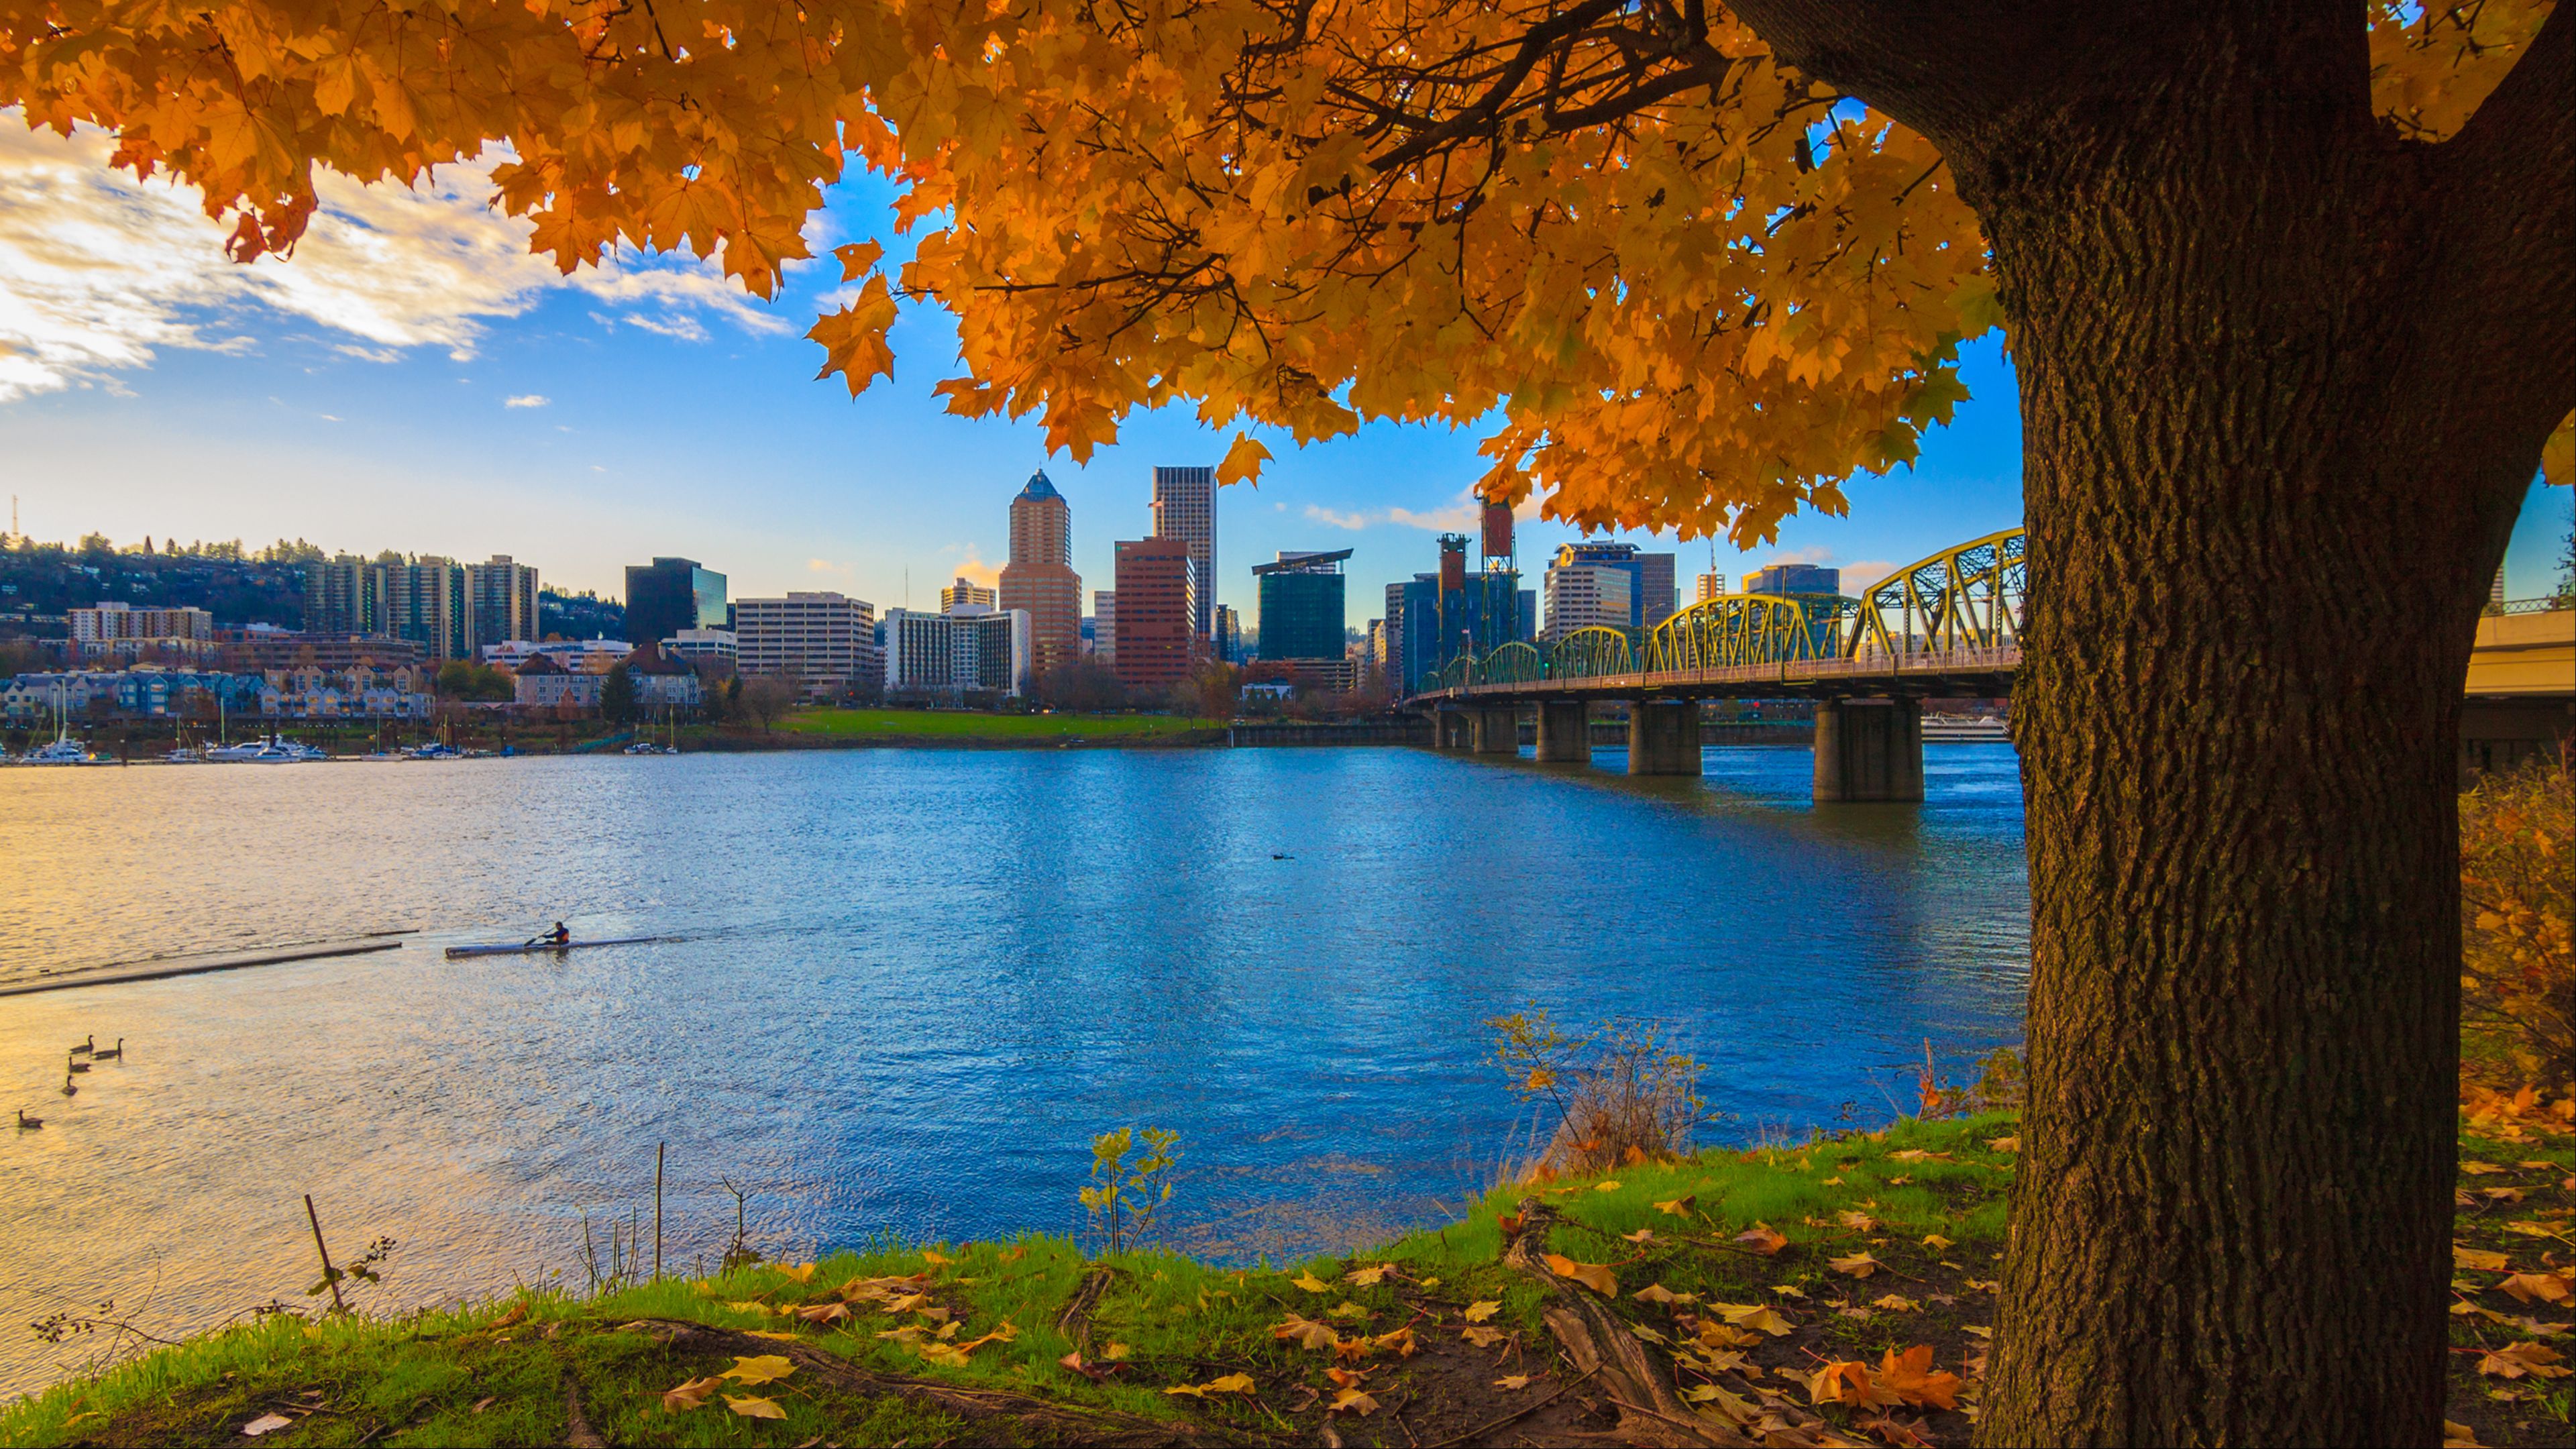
1091;590;1116;665
1213;604;1242;664
1746;563;1841;595
1542;559;1634;641
627;557;727;646
466;555;541;650
1638;552;1677;628
1254;549;1350;662
941;577;998;613
735;591;879;694
881;606;1032;698
1695;571;1727;604
998;470;1082;679
1383;582;1408;696
1150;464;1216;641
1112;538;1194;689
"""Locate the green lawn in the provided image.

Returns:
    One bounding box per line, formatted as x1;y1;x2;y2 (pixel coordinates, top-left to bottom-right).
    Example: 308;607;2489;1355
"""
780;709;1222;741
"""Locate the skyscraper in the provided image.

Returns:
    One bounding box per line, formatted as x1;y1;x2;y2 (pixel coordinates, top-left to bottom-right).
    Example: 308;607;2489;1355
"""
998;469;1082;678
1091;590;1117;665
1112;537;1194;689
1150;464;1216;641
1695;572;1727;604
373;555;470;661
940;578;998;612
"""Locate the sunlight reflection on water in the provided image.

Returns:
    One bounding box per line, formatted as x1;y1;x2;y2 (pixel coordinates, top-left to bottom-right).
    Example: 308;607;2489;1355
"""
0;744;2027;1395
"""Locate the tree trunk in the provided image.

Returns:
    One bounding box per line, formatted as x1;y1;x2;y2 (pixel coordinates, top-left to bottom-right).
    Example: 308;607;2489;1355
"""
1900;20;2564;1447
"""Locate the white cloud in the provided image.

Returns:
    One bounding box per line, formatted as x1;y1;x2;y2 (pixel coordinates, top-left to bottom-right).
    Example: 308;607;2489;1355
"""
1760;545;1837;567
1387;499;1482;532
1842;559;1898;591
504;394;550;409
1303;503;1372;530
0;121;788;402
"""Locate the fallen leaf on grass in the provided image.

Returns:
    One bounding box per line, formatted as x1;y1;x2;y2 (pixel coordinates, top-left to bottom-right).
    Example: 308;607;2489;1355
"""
726;1395;788;1419
1657;1195;1696;1216
1595;1180;1622;1191
1102;1342;1130;1360
721;1355;796;1386
1622;1227;1658;1244
918;1250;951;1268
1808;1360;1902;1410
1735;1224;1788;1255
1289;1271;1333;1293
1715;1301;1795;1336
1858;1413;1936;1446
662;1377;724;1412
1986;1136;2019;1152
1497;1214;1523;1237
1697;1321;1764;1349
1326;1366;1371;1388
2477;1341;2571;1379
1633;1283;1681;1304
2456;1246;2513;1272
1829;1252;1884;1279
1346;1263;1395;1287
745;1330;801;1342
1839;1211;1882;1232
1273;1316;1338;1351
1329;1387;1379;1415
1463;1299;1501;1322
492;1302;529;1329
1326;1301;1371;1321
1164;1374;1256;1398
2483;1187;2528;1203
1461;1324;1506;1348
241;1414;294;1438
792;1301;851;1325
1873;1295;1921;1313
1495;1375;1532;1391
2445;1418;2486;1446
1920;1234;1954;1250
2505;1221;2560;1238
1375;1326;1419;1357
2462;1161;2506;1175
1821;1175;1846;1186
2502;1271;2573;1305
1772;1284;1807;1299
777;1263;819;1283
917;1342;973;1367
1543;1253;1617;1296
1631;1324;1670;1344
727;1301;778;1315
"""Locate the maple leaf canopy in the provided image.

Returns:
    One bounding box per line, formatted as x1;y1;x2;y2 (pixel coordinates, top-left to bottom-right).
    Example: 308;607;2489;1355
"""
0;0;2560;543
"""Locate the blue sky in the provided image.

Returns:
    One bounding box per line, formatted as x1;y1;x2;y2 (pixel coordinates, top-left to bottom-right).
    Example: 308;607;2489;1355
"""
2;124;2566;622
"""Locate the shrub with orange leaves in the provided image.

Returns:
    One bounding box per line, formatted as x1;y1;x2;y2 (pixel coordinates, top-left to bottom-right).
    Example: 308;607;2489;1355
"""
1487;1009;1705;1177
2459;754;2575;1091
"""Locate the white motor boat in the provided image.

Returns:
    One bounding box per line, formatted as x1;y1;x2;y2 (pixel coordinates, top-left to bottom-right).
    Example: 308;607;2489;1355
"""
208;734;325;763
22;734;99;765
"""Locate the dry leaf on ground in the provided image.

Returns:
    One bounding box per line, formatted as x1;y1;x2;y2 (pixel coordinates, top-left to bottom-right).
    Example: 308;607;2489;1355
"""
1829;1252;1884;1279
1543;1253;1617;1295
725;1395;788;1419
1735;1224;1788;1255
1463;1300;1501;1322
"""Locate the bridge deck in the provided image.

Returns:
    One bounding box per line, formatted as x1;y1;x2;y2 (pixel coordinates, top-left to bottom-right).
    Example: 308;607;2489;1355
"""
1412;645;2021;704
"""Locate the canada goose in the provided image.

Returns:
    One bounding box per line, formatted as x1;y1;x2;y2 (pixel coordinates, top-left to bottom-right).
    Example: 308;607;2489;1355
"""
68;1035;93;1056
13;1110;38;1130
64;1055;89;1075
58;1077;76;1097
1272;852;1294;860
92;1040;122;1061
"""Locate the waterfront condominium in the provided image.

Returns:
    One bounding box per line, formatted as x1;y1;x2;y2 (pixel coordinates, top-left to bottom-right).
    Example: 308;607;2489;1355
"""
466;555;541;651
1150;464;1216;641
996;469;1082;679
1111;537;1194;690
626;557;728;647
733;591;879;696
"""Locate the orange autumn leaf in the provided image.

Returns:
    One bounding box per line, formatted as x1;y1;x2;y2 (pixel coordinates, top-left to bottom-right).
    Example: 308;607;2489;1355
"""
1542;1254;1617;1296
1875;1344;1964;1409
1735;1223;1789;1256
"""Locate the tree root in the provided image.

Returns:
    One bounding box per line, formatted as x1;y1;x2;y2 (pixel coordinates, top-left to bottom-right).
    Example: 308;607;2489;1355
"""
562;1375;606;1449
608;1317;1222;1446
1057;1266;1118;1354
1500;1198;1754;1448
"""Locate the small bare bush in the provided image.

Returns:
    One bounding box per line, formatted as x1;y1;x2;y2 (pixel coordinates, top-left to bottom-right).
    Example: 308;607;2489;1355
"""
2460;752;2575;1091
1488;1009;1705;1179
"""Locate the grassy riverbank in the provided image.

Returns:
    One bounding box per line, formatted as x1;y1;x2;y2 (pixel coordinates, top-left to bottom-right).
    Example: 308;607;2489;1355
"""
4;1103;2565;1448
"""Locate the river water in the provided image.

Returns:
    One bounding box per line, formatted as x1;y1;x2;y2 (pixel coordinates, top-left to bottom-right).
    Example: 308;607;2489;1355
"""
0;743;2029;1396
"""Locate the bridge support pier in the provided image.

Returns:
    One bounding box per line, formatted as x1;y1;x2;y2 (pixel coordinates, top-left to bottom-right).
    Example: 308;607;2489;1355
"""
1627;701;1701;775
1433;709;1471;750
1814;698;1924;802
1535;701;1590;761
1470;706;1520;755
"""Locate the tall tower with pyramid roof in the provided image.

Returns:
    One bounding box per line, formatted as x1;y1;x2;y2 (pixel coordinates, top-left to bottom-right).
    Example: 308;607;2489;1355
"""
998;469;1082;681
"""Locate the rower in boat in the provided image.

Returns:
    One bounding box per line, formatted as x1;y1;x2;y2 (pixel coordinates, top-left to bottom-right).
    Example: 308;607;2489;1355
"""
532;921;571;948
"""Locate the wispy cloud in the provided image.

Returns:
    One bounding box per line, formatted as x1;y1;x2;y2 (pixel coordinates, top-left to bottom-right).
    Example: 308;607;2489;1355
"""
504;393;550;409
1303;504;1372;531
0;123;786;402
1842;559;1898;590
1761;545;1837;567
1387;500;1483;532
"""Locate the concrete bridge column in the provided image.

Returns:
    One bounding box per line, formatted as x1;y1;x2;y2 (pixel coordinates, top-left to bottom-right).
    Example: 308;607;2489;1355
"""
1470;705;1521;755
1534;700;1591;761
1627;700;1701;775
1814;697;1925;802
1435;709;1472;750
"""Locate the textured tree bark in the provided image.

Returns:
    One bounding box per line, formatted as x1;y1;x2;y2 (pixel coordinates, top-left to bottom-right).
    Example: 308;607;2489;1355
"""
1728;5;2573;1443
